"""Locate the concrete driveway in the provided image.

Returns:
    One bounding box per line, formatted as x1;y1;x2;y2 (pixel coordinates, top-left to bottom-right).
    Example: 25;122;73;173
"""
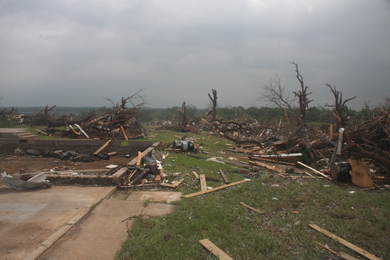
0;184;115;260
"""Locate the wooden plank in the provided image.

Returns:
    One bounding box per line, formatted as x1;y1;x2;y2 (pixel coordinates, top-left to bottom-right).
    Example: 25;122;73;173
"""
199;174;207;191
249;161;285;173
219;169;230;184
136;151;142;166
199;239;233;260
297;161;331;180
160;179;184;188
108;152;117;156
182;180;249;198
119;125;128;140
93;140;111;155
239;202;264;214
348;159;374;188
249;156;296;166
309;224;380;260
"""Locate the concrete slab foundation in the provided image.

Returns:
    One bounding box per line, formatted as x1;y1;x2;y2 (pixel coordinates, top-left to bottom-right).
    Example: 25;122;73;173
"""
39;199;144;260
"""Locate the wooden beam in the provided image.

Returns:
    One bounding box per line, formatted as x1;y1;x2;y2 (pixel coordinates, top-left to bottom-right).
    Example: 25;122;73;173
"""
93;140;111;155
219;169;230;184
199;239;233;260
309;224;380;260
119;125;128;140
239;202;264;214
199;174;207;191
297;161;331;180
182;180;249;198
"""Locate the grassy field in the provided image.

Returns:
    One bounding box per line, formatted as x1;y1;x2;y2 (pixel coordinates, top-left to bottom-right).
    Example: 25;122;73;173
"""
114;127;390;260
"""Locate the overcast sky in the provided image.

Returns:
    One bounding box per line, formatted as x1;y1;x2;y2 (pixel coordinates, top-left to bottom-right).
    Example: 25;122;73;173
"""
0;0;389;110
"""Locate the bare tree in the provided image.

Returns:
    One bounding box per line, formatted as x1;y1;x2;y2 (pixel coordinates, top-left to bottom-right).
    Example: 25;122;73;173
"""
207;89;218;121
291;62;313;127
259;62;312;127
259;75;295;111
325;84;356;129
178;101;189;131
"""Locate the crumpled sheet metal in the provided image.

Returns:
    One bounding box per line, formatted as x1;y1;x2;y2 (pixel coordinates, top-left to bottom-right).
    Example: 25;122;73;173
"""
1;172;51;190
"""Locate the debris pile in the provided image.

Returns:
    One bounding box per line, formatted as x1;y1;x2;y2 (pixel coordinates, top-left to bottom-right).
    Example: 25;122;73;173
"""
24;90;147;140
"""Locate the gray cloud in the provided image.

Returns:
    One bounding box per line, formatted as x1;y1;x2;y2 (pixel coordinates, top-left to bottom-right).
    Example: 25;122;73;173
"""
0;0;389;110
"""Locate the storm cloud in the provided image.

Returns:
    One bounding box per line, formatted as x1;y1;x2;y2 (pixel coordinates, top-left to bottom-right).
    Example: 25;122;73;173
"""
1;0;389;109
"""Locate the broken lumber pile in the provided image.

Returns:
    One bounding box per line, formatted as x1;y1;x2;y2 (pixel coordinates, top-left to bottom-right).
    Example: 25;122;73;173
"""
25;90;147;140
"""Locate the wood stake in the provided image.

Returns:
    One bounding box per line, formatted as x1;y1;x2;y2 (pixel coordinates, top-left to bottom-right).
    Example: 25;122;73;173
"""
182;180;249;198
239;202;264;214
309;224;380;260
199;239;233;260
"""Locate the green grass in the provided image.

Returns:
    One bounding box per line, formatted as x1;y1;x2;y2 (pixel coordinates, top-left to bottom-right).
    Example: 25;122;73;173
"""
113;127;390;259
